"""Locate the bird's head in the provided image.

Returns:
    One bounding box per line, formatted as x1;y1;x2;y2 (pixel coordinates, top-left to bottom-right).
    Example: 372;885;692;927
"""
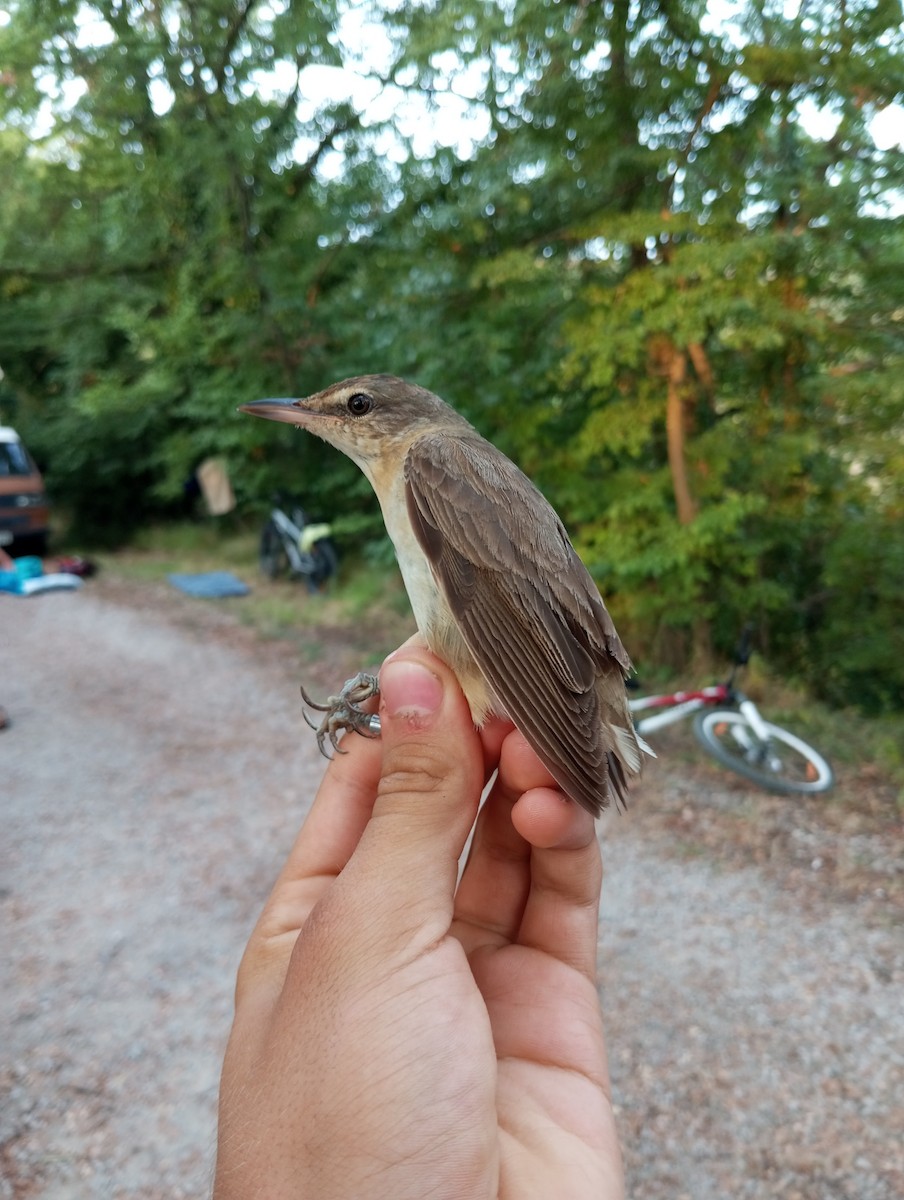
239;375;470;474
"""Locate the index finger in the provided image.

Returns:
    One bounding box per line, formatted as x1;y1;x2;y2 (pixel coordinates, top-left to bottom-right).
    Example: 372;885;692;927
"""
233;732;384;1009
272;730;383;893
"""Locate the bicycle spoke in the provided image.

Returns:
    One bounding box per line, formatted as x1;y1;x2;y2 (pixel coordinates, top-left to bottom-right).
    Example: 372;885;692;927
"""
694;709;833;794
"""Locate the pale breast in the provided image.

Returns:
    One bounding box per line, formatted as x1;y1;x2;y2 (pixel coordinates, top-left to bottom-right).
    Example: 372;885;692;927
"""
375;469;498;725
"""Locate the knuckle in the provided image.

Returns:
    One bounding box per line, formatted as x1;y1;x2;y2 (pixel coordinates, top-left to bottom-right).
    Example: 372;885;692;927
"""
377;741;451;802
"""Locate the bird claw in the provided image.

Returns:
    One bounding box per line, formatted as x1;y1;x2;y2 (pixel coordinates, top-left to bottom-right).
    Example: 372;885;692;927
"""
301;672;381;757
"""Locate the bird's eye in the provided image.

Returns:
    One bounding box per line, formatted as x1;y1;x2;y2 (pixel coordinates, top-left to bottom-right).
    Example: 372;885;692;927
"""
347;393;373;417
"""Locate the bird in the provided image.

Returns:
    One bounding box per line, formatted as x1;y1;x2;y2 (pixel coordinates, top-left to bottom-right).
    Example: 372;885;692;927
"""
240;374;649;816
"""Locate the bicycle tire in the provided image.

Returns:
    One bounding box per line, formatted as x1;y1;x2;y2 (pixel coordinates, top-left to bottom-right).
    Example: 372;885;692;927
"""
309;537;339;587
693;709;834;795
259;520;288;579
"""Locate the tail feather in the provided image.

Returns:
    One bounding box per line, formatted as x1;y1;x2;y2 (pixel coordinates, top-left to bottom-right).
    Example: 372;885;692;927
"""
612;721;653;776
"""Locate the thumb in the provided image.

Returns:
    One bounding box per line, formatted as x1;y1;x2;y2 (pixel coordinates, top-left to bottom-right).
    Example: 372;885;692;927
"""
345;646;484;937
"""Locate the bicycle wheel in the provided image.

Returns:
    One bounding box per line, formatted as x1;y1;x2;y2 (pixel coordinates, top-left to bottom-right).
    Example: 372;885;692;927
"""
693;709;834;795
309;537;339;587
259;520;288;579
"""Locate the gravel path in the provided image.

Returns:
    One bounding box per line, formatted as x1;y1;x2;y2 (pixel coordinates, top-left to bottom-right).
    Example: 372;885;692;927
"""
2;581;902;1198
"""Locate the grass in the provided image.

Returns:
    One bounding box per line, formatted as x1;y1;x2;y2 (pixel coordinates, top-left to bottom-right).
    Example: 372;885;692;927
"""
787;705;904;799
107;520;260;576
101;519;416;661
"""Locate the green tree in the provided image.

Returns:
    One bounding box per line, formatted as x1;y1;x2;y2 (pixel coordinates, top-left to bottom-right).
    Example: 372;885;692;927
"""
375;0;904;684
1;0;902;708
0;0;394;538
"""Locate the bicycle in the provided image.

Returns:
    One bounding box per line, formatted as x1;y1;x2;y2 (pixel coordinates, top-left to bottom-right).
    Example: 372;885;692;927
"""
628;627;834;794
259;497;339;591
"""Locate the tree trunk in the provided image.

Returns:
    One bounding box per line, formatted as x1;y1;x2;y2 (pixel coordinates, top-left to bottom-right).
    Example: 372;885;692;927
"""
665;345;712;666
666;348;697;524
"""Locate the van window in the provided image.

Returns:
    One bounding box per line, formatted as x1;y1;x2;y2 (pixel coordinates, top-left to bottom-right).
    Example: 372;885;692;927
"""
0;441;33;476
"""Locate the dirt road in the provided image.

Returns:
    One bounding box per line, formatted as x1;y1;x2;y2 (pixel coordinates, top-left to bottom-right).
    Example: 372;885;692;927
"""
2;578;902;1198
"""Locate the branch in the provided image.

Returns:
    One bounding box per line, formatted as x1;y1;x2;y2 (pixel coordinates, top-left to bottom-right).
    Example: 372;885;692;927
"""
687;341;716;397
283;109;364;194
266;53;309;142
215;0;259;90
0;260;161;284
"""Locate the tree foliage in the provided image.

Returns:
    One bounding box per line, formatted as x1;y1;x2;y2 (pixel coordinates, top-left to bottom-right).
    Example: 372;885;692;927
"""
1;0;902;708
0;0;392;534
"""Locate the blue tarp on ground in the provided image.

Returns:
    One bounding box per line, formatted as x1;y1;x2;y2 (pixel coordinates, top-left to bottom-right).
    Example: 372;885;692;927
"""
167;571;250;598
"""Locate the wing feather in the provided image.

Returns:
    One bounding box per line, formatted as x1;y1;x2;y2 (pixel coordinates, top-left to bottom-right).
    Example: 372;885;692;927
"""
405;432;637;813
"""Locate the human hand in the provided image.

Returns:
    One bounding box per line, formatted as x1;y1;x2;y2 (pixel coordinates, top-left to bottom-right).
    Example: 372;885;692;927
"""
214;640;623;1200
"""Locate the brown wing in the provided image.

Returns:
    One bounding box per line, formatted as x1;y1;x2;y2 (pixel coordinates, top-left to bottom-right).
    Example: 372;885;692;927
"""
404;431;637;814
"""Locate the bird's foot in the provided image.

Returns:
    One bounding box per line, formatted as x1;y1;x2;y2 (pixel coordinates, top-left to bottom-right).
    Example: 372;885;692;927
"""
301;672;381;757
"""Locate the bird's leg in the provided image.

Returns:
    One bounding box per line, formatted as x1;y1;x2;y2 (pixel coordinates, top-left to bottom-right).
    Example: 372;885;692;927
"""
301;672;382;757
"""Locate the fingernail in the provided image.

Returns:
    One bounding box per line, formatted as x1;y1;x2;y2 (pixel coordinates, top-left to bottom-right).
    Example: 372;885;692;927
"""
380;658;444;720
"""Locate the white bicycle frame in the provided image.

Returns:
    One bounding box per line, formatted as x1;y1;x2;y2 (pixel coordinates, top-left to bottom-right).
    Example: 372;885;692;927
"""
628;686;728;736
270;507;318;575
736;697;773;742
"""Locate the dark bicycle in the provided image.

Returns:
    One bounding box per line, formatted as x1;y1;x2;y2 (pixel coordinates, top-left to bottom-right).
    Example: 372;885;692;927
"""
259;497;339;592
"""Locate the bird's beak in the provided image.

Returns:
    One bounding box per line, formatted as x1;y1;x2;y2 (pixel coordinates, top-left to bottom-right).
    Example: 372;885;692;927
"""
238;398;311;426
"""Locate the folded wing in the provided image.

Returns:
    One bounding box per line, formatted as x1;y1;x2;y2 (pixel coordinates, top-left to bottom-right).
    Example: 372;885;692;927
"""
404;431;639;814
